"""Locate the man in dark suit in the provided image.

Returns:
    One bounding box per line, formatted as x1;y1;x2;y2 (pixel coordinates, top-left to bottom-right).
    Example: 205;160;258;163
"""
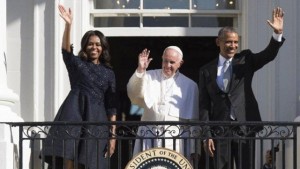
198;7;285;169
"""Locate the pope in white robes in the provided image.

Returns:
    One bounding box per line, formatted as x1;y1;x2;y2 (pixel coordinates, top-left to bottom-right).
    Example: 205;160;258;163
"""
127;46;199;161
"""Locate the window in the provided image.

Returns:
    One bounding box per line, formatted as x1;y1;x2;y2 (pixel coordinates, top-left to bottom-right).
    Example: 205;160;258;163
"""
91;0;240;28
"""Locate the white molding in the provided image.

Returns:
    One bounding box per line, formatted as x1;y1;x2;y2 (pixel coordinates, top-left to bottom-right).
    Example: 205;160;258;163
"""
93;27;221;37
90;9;240;17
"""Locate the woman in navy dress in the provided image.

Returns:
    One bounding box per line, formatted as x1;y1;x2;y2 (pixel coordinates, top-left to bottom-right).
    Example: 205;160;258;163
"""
42;4;117;169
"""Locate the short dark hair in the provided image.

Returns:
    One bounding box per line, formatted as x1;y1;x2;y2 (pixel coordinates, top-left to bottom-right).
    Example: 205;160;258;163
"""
218;26;238;40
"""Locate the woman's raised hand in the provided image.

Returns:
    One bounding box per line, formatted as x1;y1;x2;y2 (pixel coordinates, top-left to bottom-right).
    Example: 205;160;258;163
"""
58;4;73;25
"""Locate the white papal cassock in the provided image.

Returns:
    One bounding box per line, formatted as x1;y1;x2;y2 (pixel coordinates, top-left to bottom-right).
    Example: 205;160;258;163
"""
127;69;199;160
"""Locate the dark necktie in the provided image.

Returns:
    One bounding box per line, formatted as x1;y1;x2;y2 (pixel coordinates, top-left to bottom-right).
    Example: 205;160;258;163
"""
223;60;236;120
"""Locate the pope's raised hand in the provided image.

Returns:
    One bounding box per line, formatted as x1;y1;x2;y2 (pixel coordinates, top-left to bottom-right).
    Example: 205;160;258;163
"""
137;48;152;73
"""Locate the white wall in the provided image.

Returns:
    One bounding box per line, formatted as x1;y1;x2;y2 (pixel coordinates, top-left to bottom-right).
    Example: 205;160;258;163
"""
246;0;300;168
6;0;87;122
247;0;300;121
7;0;58;121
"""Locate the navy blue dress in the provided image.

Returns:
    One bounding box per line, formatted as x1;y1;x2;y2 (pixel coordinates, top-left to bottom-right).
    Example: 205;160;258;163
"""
43;49;117;169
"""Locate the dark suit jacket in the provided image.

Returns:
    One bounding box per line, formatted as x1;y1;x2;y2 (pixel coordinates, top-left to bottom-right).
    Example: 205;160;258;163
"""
199;37;285;126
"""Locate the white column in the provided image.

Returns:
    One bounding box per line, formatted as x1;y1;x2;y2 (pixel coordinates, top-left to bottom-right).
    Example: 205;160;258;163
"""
296;117;300;168
0;0;27;168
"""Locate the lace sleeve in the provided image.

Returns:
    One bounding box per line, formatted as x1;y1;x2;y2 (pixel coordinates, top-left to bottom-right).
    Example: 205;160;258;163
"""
61;46;81;87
